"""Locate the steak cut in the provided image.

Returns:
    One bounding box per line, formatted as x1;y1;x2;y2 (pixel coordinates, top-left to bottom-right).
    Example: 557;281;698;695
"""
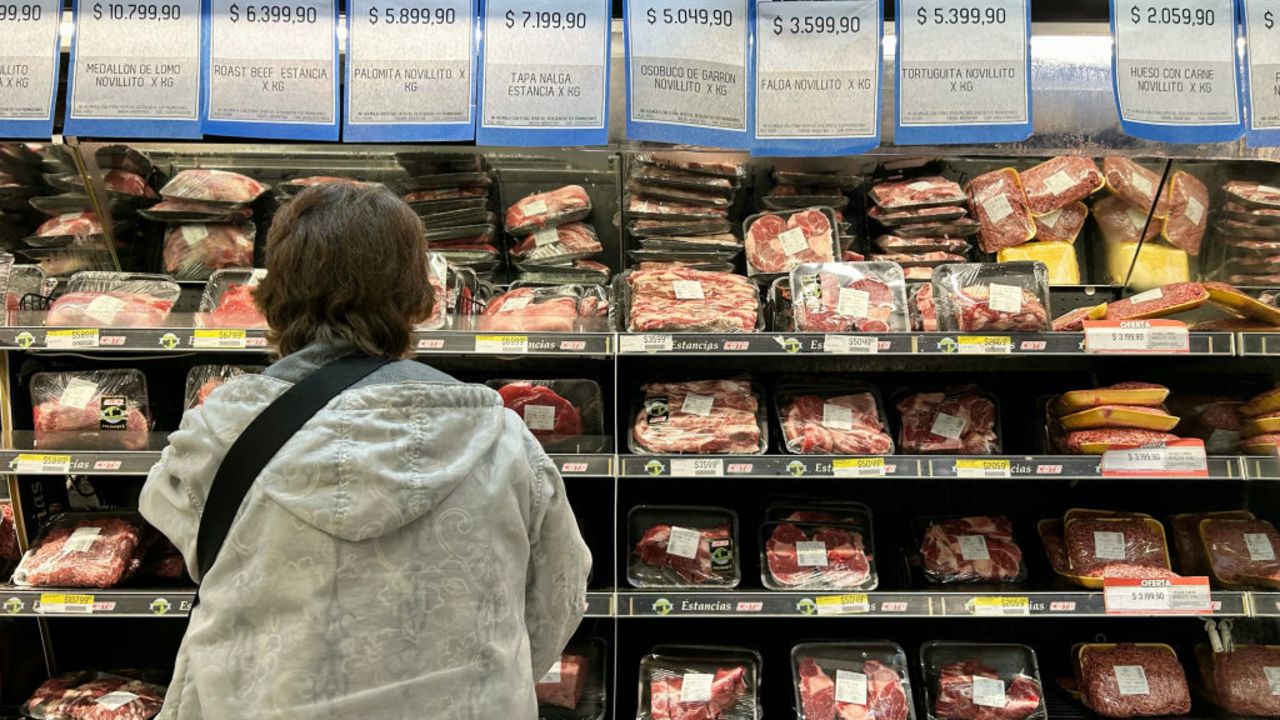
1063;517;1171;579
1199;645;1280;717
935;660;1042;720
967;169;1036;252
896;391;998;454
505;185;591;234
1078;644;1190;718
510;221;601;263
1201;518;1280;586
766;522;871;589
798;657;909;720
913;284;938;331
103;169;158;198
160;168;267;205
48;291;174;327
781;393;893;455
745;210;836;274
35;211;103;240
496;382;584;447
634;522;733;585
626;268;759;333
200;283;266;328
162;223;255;279
649;666;748;720
536;653;587;710
1019;156;1104;215
479;287;584;332
869;177;966;210
14;516;143;588
948;285;1049;332
633;379;761;454
921;516;1024;583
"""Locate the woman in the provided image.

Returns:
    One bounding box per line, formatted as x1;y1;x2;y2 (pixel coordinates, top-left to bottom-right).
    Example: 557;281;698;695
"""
140;183;591;719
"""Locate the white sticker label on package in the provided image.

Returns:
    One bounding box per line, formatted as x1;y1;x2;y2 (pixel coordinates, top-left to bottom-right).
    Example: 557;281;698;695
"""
987;283;1023;313
523;404;556;431
85;295;127;324
778;227;809;256
1264;666;1280;695
680;672;714;703
1246;0;1280;131
681;393;715;416
522;198;548;216
823;403;854;430
94;692;139;710
1094;530;1128;560
181;224;209;247
532;228;560;247
1246;532;1277;561
1114;665;1150;695
836;288;870;318
0;0;60;125
796;540;829;567
835;670;869;706
59;379;100;409
982;194;1014;223
958;534;990;561
1038;209;1063;229
930;412;966;440
499;296;534;313
540;662;562;684
1131;171;1154;196
1185;195;1205;225
1043;170;1075;195
666;526;702;559
972;676;1006;708
673;280;705;300
249;269;268;287
1126;207;1151;231
65;526;102;552
907;181;934;191
1129;288;1164;304
1114;0;1240;128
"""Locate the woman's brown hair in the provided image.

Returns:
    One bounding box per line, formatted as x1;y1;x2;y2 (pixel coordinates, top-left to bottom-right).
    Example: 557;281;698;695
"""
254;183;433;358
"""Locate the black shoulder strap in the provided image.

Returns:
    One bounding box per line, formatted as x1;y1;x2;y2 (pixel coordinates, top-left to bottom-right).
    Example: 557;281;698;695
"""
195;355;392;580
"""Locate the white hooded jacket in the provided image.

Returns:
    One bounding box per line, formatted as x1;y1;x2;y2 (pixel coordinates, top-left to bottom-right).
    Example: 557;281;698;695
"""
139;343;592;719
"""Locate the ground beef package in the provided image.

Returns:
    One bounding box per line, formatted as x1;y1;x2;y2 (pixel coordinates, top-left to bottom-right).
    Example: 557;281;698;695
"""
1074;643;1190;718
14;512;144;588
1196;644;1280;717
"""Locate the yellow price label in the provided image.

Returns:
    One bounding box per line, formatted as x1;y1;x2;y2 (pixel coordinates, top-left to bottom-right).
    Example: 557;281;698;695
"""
45;328;99;349
13;454;71;473
833;458;886;477
193;328;248;349
972;596;1030;616
815;594;870;615
475;335;529;354
955;459;1012;478
957;336;1012;354
38;593;95;613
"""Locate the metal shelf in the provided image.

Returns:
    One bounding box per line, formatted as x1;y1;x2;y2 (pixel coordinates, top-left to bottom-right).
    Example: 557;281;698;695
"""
616;332;1235;356
1237;333;1280;356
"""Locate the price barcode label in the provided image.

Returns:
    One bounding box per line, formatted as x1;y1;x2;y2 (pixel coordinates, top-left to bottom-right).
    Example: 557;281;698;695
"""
815;594;870;615
1104;577;1212;614
954;459;1011;478
670;458;725;477
474;335;529;354
1101;440;1208;477
46;329;100;349
13;454;72;474
957;336;1012;354
38;593;95;614
824;335;879;354
620;334;674;353
971;596;1030;616
833;457;886;477
192;329;248;349
1084;320;1189;353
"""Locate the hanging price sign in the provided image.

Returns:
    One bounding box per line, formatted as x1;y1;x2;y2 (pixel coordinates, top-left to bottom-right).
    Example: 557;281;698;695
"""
1104;577;1212;614
0;0;61;137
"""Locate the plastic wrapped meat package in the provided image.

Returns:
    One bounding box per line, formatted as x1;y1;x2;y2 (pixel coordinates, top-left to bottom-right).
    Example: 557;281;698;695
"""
1092;196;1163;246
1168;395;1243;454
139;198;254;224
1195;644;1280;718
536;637;607;720
620;268;760;333
966;169;1036;253
27;211;105;247
7;263;55;314
790;263;909;333
1237;386;1280;455
197;269;266;328
1046;382;1181;454
776;382;893;456
504;185;591;235
158;168;268;207
911;284;938;331
1018;156;1104;216
931;262;1052;332
869;177;967;211
918;516;1026;584
869;205;968;227
1100;282;1208;321
1167;510;1253;577
1102;158;1170;217
634;154;746;179
638;646;759;720
631;165;736;198
46;272;180;327
1199;517;1280;588
921;642;1045;720
793;642;914;720
762;503;877;590
486;379;605;452
744;207;839;276
13;512;144;588
162;223;255;280
631;378;766;455
184;364;264;409
1073;643;1190;718
1029;202;1086;244
30;369;151;450
895;388;999;455
510;222;602;265
23;670;166;720
417;252;449;331
1062;513;1173;586
1159;171;1208;256
628;507;740;588
478;285;608;332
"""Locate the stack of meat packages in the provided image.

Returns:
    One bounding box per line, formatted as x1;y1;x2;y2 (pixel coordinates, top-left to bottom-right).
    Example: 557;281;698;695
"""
13;511;185;589
136;168;265;282
505;184;608;284
1044;382;1183;454
623;154;745;271
639;647;759;720
1238;387;1280;455
2;144;67;269
758;168;859;260
24;670;167;720
1093;157;1207;289
396;154;500;276
1216;180;1280;286
866;176;974;331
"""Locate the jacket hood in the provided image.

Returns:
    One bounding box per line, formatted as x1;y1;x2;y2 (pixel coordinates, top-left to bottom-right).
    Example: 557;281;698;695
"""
187;372;508;542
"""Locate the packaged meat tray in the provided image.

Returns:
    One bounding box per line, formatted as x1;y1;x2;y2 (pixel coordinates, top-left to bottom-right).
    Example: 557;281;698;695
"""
1242;387;1280;417
30;369;151;450
638;646;759;720
275;175;370;197
931;262;1052;332
790;262;909;333
1063;515;1172;585
486;379;605;453
1195;644;1280;717
628;507;740;588
402;186;490;206
1169;510;1255;576
1102;282;1208;321
1103;157;1170;217
774;170;860;188
895;388;1000;455
1092;196;1162;246
1221;201;1280;225
870;177;967;211
869;205;968;227
776;384;894;456
537;636;607;720
1203;282;1280;326
510;222;602;265
13;511;144;588
873;236;970;255
184;364;263;409
1056;382;1170;414
870;252;967;269
911;284;938;331
1018;156;1104;216
793;642;914;720
46;272;180;327
625;181;733;209
631;378;766;455
761;187;849;211
196;269;267;329
0;502;20;576
1073;643;1190;718
967;169;1036;253
27;211;106;247
1037;519;1071;578
917;516;1026;584
504;185;591;235
634;154;747;179
1199;517;1280;588
158;168;268;207
478;285;607;333
637;234;741;252
162;222;256;280
1050;302;1107;332
138;198;255;223
629;219;734;238
23;670;166;720
743;207;839;276
1159;171;1208;256
1223;180;1280;210
891;218;981;239
626;196;729;221
6;263;55;314
631;165;735;197
397;172;492;194
762;503;877;590
1217;218;1280;240
1030;202;1087;244
618;268;761;333
921;642;1045;720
